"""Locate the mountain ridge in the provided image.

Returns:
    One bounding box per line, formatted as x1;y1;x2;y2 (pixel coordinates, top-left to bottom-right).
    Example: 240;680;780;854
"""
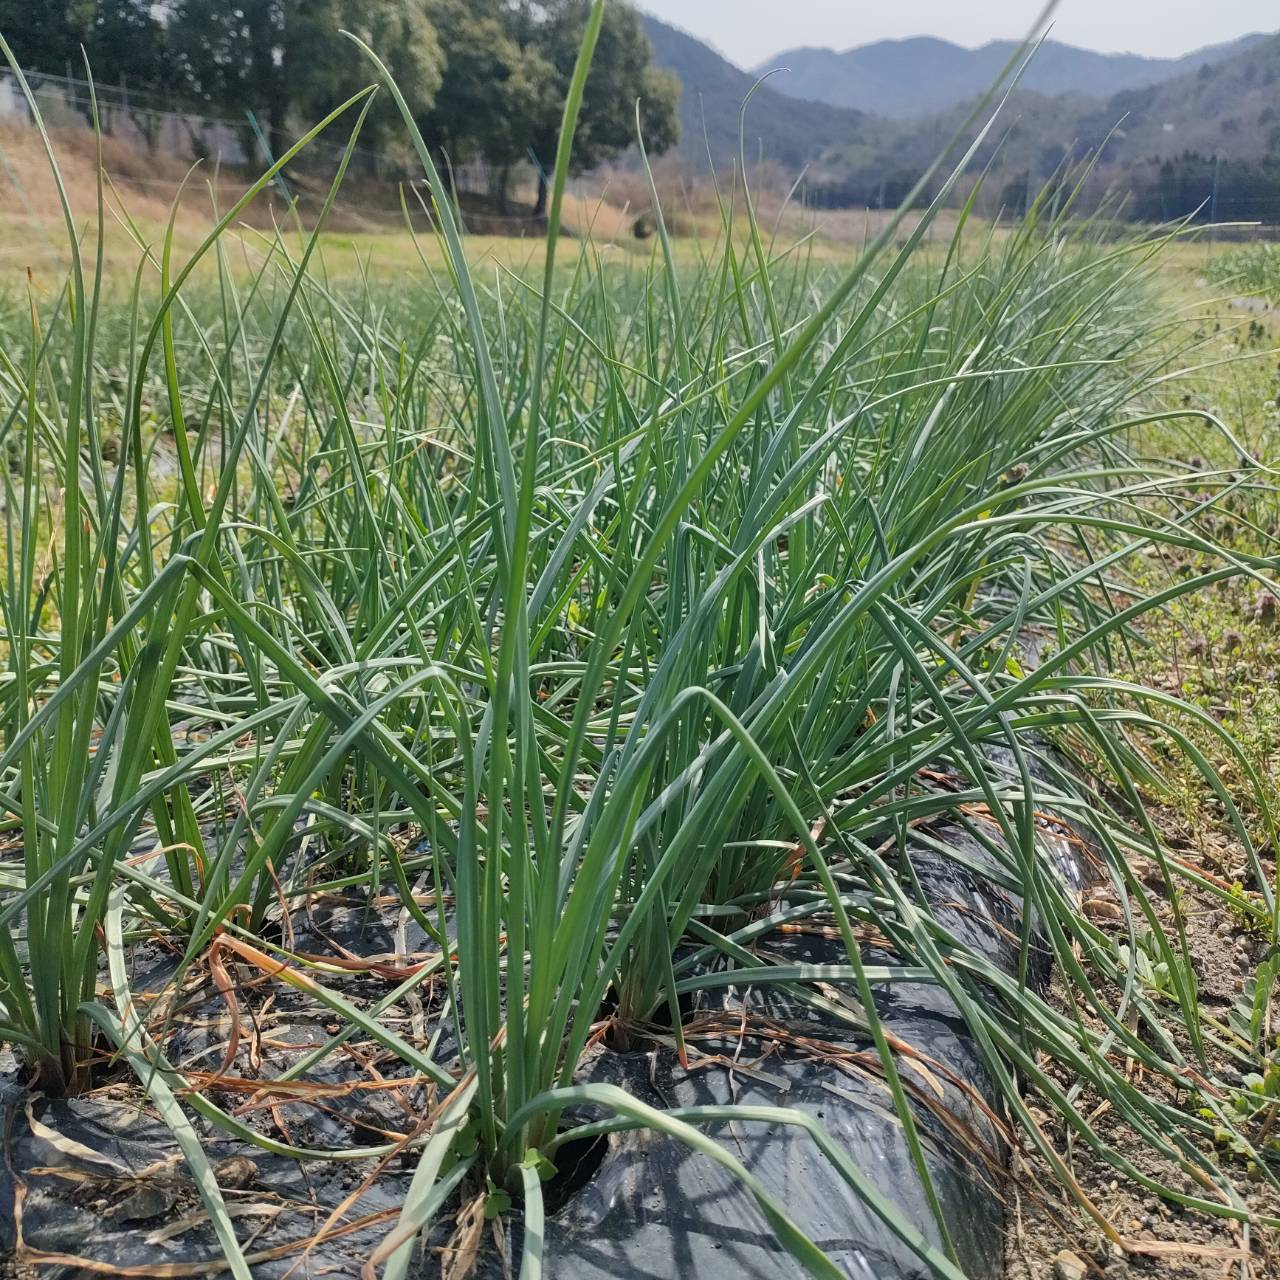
639;15;886;171
640;15;1280;222
751;32;1269;118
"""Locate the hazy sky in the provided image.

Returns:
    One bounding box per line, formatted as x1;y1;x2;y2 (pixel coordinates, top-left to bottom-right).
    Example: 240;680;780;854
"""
638;1;1277;68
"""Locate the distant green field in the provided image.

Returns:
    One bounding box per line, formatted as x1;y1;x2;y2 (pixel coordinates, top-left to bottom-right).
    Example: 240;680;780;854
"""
1206;241;1280;303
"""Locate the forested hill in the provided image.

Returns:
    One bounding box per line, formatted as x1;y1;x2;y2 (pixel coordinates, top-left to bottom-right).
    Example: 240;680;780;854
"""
639;15;885;171
643;15;1280;221
1075;31;1280;163
894;31;1280;220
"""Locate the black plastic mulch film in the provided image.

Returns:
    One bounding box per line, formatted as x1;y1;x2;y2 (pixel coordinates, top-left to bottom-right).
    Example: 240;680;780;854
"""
0;677;1092;1279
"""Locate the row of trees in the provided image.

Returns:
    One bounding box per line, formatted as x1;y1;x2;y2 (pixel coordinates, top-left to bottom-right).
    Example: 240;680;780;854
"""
0;0;680;213
1130;152;1280;224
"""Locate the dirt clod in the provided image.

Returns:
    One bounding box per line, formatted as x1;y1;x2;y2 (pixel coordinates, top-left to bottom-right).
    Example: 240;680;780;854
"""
1052;1250;1088;1280
106;1184;178;1223
213;1156;258;1189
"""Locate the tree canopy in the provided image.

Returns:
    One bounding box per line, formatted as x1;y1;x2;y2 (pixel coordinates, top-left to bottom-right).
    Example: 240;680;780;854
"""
0;0;680;208
286;0;444;156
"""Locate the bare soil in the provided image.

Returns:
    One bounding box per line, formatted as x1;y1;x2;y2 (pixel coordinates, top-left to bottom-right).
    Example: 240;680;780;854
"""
1004;811;1280;1280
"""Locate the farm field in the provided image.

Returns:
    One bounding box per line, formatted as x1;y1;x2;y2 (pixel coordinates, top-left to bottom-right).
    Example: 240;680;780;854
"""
1;25;1279;1280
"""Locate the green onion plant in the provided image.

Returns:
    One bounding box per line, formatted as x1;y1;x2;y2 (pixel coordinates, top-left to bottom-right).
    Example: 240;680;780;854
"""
0;7;1277;1275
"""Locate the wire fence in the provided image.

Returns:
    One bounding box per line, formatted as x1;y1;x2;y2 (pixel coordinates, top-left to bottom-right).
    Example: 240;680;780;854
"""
0;66;253;166
0;66;567;237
